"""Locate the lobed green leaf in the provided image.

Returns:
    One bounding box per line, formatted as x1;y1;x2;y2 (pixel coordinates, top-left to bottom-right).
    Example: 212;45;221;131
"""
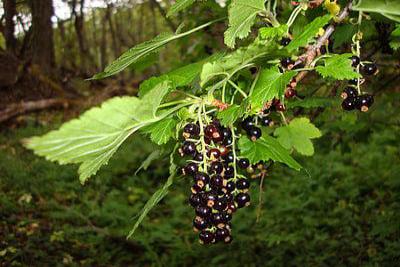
315;53;361;80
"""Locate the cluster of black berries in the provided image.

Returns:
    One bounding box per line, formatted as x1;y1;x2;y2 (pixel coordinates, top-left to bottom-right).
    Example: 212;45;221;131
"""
241;111;274;141
341;56;376;112
180;120;251;244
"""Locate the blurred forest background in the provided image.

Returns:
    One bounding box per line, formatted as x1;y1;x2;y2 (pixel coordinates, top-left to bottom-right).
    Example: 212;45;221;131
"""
0;0;399;266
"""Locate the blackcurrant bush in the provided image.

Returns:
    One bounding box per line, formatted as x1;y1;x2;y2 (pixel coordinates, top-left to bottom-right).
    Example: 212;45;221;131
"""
241;116;255;131
237;158;250;169
355;94;374;112
223;152;234;163
280;57;294;68
183;163;198;176
341;87;358;100
341;97;356;111
280;37;291;46
199;230;215;244
350;55;360;67
183;123;200;137
182;141;197;156
209;162;224;174
195;206;212;218
236;179;250;190
247;126;262;141
235;192;250;208
260;116;274;127
363;63;378;75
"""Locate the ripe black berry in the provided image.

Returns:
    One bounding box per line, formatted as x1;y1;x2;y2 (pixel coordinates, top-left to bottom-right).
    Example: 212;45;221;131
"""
199;230;215;244
226;202;237;214
213;199;227;211
274;100;286;112
210;175;224;190
260;116;273;127
247;126;262;141
194;172;210;188
349;78;358;85
215;227;230;242
224;165;234;178
195;206;212;218
223;152;234;163
235;192;251;208
193;217;209;231
363;63;378;75
221;128;232;139
193;152;204;161
341;87;358;100
212;212;227;225
341;98;356;111
280;37;291;46
241;116;255;131
183;163;198;176
183;123;200;137
350;55;360;67
209;162;224;174
280;57;294;68
189;194;203;207
204;124;219;139
208;148;221;160
355;94;374;112
182;141;197;156
237;158;250;169
284;88;297;98
236;179;250;190
222;137;233;146
223;181;236;193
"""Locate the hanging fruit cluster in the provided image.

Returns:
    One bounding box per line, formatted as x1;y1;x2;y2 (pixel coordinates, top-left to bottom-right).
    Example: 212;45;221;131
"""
179;119;252;244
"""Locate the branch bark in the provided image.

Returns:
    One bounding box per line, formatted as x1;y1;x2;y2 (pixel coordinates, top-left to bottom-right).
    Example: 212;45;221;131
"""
293;2;353;83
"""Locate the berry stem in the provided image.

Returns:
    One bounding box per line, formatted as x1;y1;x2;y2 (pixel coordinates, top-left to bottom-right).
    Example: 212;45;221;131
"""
197;102;208;172
279;111;288;126
287;4;304;29
227;80;248;98
230;125;238;182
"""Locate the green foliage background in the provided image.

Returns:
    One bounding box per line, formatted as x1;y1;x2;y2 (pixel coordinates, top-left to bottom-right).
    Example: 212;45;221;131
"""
1;92;399;266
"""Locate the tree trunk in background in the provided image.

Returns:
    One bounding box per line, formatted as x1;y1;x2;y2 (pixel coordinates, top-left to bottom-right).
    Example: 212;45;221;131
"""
3;0;17;54
100;11;108;70
72;0;91;74
105;4;120;58
30;0;55;76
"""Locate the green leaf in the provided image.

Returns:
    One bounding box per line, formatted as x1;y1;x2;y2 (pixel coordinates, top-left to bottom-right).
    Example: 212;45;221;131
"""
224;0;266;48
315;53;361;80
167;0;196;17
353;0;400;22
286;15;331;51
274;117;322;156
250;67;296;111
135;150;163;175
91;20;217;79
259;24;288;40
286;97;338;109
143;117;177;145
238;135;302;170
217;104;245;126
24;82;174;184
332;24;357;49
390;24;400;50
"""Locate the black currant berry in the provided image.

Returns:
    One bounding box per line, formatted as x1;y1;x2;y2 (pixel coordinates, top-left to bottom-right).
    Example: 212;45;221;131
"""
355;94;374;112
236;179;250;190
208;148;221;160
284;88;297;98
223;152;234;163
224;165;235;178
210;175;224;190
280;37;291;46
226;202;237;214
241;116;255;131
341;87;358;100
222;137;233;146
183;123;200;138
213;199;227;211
280;57;294;68
193;217;209;231
223;181;236;193
183;163;198;176
182;141;197;156
189;194;203;207
319;45;327;55
215;227;230;242
363;63;378;75
349;78;358;85
260;116;274;127
274;100;286;112
350;55;360;67
235;192;251;208
204;124;219;139
247;126;262;141
219;146;230;157
199;230;215;244
341;97;356;111
221;128;232;139
193;152;204;162
195;206;212;218
209;162;224;174
191;184;203;194
194;172;210;188
237;158;250;169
